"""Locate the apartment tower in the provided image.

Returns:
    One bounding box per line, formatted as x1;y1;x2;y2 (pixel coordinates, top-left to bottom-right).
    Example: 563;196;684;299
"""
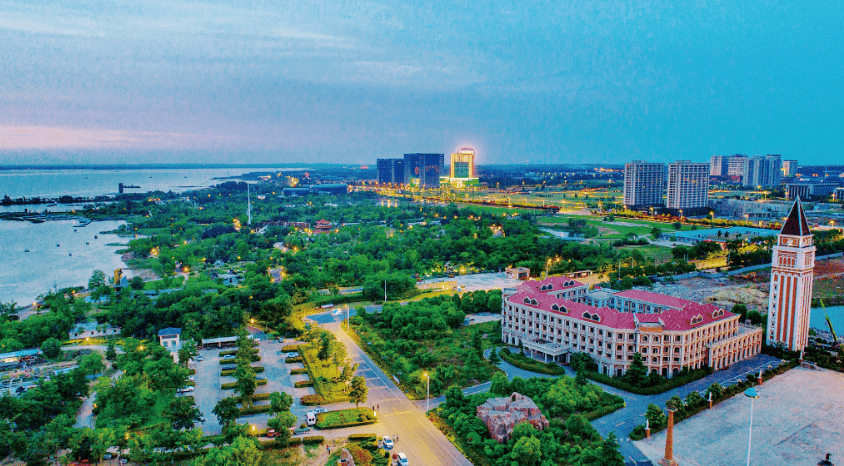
666;161;709;210
623;161;665;208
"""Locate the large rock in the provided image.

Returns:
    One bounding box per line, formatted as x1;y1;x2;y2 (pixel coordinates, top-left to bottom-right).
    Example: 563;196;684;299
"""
476;392;550;443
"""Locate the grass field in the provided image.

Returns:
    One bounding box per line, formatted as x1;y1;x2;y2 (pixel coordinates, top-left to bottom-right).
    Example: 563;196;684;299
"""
539;215;695;239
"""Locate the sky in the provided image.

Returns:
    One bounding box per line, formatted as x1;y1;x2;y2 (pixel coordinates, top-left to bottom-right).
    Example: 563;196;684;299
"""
1;1;842;166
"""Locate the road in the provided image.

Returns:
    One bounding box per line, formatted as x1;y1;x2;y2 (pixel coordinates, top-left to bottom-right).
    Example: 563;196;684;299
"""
315;316;473;466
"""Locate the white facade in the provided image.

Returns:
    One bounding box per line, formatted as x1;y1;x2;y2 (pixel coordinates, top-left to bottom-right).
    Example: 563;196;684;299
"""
623;161;665;208
666;161;709;210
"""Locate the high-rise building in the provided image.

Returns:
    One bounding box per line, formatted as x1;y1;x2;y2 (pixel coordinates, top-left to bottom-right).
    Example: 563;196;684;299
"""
450;147;476;179
666;161;709;210
727;155;748;177
782;160;799;177
376;158;405;184
710;155;729;177
403;153;442;189
766;198;815;352
623;161;665;208
743;155;783;188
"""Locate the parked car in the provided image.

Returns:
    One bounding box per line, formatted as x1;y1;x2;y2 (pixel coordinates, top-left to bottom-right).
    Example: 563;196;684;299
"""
188;375;195;382
178;386;194;393
118;458;128;464
267;429;276;438
103;453;114;460
222;365;237;371
286;352;299;358
306;412;317;427
255;376;265;381
382;436;394;450
312;407;327;414
195;355;203;361
397;452;409;465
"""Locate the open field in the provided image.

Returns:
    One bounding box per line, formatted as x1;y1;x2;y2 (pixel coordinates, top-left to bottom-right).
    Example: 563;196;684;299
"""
634;367;844;466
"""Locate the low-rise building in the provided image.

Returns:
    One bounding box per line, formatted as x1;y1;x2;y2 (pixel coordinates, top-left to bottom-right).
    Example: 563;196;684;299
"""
501;278;763;378
158;327;182;350
69;322;121;340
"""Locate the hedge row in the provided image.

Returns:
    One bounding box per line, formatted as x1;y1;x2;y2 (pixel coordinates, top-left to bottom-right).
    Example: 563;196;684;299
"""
281;344;302;352
239;404;271;416
499;348;567;375
582;367;712;396
348;433;377;441
316;408;377;429
231;393;271;403
300;394;326;405
584;402;625;421
285;356;303;363
628;360;799;440
218;355;261;365
290;368;308;375
294;380;314;388
221;379;268;390
221;366;265;377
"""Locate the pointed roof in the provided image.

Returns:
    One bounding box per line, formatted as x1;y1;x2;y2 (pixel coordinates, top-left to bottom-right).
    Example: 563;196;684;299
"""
780;197;811;236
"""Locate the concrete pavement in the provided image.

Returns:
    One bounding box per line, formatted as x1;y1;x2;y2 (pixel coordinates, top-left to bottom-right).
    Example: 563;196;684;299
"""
319;318;473;466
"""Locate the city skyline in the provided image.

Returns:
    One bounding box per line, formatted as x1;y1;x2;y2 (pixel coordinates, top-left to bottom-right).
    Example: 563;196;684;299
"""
2;1;843;166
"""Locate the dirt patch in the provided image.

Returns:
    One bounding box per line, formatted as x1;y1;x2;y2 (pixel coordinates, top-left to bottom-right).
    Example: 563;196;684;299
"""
815;258;844;277
704;286;769;312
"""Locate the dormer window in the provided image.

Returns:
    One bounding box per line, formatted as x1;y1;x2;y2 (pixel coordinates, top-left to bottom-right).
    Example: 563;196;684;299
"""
530;298;538;306
546;284;553;290
591;314;600;322
523;298;531;304
552;304;559;311
583;312;591;319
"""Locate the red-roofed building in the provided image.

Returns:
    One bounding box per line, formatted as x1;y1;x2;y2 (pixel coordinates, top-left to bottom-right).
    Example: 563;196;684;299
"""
502;277;763;378
313;219;334;235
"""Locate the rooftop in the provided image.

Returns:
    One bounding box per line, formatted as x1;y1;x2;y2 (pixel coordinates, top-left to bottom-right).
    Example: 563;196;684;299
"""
157;327;182;336
780;197;811;236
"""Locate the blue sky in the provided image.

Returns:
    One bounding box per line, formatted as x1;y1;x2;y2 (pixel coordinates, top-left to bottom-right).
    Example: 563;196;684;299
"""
1;1;842;165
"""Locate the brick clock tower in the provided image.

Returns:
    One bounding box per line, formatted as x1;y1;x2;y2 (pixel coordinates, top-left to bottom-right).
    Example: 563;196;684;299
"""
766;197;815;352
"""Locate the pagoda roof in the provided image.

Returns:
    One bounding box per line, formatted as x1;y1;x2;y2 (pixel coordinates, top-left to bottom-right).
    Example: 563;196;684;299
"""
780;197;811;236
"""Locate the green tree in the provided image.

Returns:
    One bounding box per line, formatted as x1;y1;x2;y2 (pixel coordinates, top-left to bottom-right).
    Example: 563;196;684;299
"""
269;391;293;416
129;276;145;291
685;390;704;408
511;435;541;466
79;352;105;376
193;436;262;466
165;397;205;430
651;227;662;239
489;372;510;396
598;432;625;466
645;403;667;431
40;337;62;359
565;414;598;441
487;347;501;366
706;382;724;401
105;339;117;362
349;376;368;409
234;362;257;407
267;412;296;447
212;398;240;430
624;352;648;387
178;340;198;367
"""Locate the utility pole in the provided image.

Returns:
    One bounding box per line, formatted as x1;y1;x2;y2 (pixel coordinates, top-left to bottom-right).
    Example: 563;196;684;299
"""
384;280;387;303
247;183;252;226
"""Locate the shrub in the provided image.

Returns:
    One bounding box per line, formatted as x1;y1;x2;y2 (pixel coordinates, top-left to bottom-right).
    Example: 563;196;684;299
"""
302;436;324;444
294;380;314;388
499;347;566;375
300;394;327;405
219;355;261;364
222;379;268;390
348;433;377;441
222;366;264;376
290;368;308;375
239;405;271;416
285;357;303;363
281;344;302;352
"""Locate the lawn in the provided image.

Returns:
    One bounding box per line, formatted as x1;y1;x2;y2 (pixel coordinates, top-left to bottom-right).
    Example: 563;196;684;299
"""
299;340;350;404
349;298;502;399
315;407;377;429
540;215;696;239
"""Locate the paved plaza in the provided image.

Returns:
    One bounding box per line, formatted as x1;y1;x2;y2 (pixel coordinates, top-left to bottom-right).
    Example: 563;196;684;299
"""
635;367;844;466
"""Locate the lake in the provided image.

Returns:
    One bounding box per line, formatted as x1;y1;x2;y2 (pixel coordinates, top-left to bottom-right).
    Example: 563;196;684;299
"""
810;305;844;333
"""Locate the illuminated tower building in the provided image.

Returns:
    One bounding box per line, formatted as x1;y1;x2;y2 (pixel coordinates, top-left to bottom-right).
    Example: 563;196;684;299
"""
766;197;815;352
450;148;475;179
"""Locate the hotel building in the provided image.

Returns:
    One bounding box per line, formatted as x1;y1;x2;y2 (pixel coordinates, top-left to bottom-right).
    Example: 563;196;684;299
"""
501;276;763;378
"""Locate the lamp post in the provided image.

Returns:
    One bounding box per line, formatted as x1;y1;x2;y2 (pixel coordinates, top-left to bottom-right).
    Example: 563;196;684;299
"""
744;387;760;466
345;305;349;331
425;372;430;413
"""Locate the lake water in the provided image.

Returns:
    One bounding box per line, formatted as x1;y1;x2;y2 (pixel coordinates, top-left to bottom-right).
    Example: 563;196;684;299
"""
0;166;301;305
0;167;299;199
0;219;131;306
810;305;844;333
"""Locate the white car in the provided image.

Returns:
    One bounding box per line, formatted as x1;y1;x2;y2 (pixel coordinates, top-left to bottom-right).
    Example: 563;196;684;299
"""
286;352;299;358
312;407;327;414
188;375;195;382
178;386;194;393
397;452;409;465
382;436;394;450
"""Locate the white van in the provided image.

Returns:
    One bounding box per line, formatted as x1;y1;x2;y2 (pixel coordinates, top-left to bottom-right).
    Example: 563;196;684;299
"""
306;412;317;427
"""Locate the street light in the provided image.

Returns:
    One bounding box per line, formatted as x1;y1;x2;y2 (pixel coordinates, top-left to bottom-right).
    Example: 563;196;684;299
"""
425;372;430;414
744;386;760;466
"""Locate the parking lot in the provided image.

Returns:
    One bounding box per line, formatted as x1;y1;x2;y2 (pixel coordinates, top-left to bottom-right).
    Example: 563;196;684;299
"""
192;339;323;436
